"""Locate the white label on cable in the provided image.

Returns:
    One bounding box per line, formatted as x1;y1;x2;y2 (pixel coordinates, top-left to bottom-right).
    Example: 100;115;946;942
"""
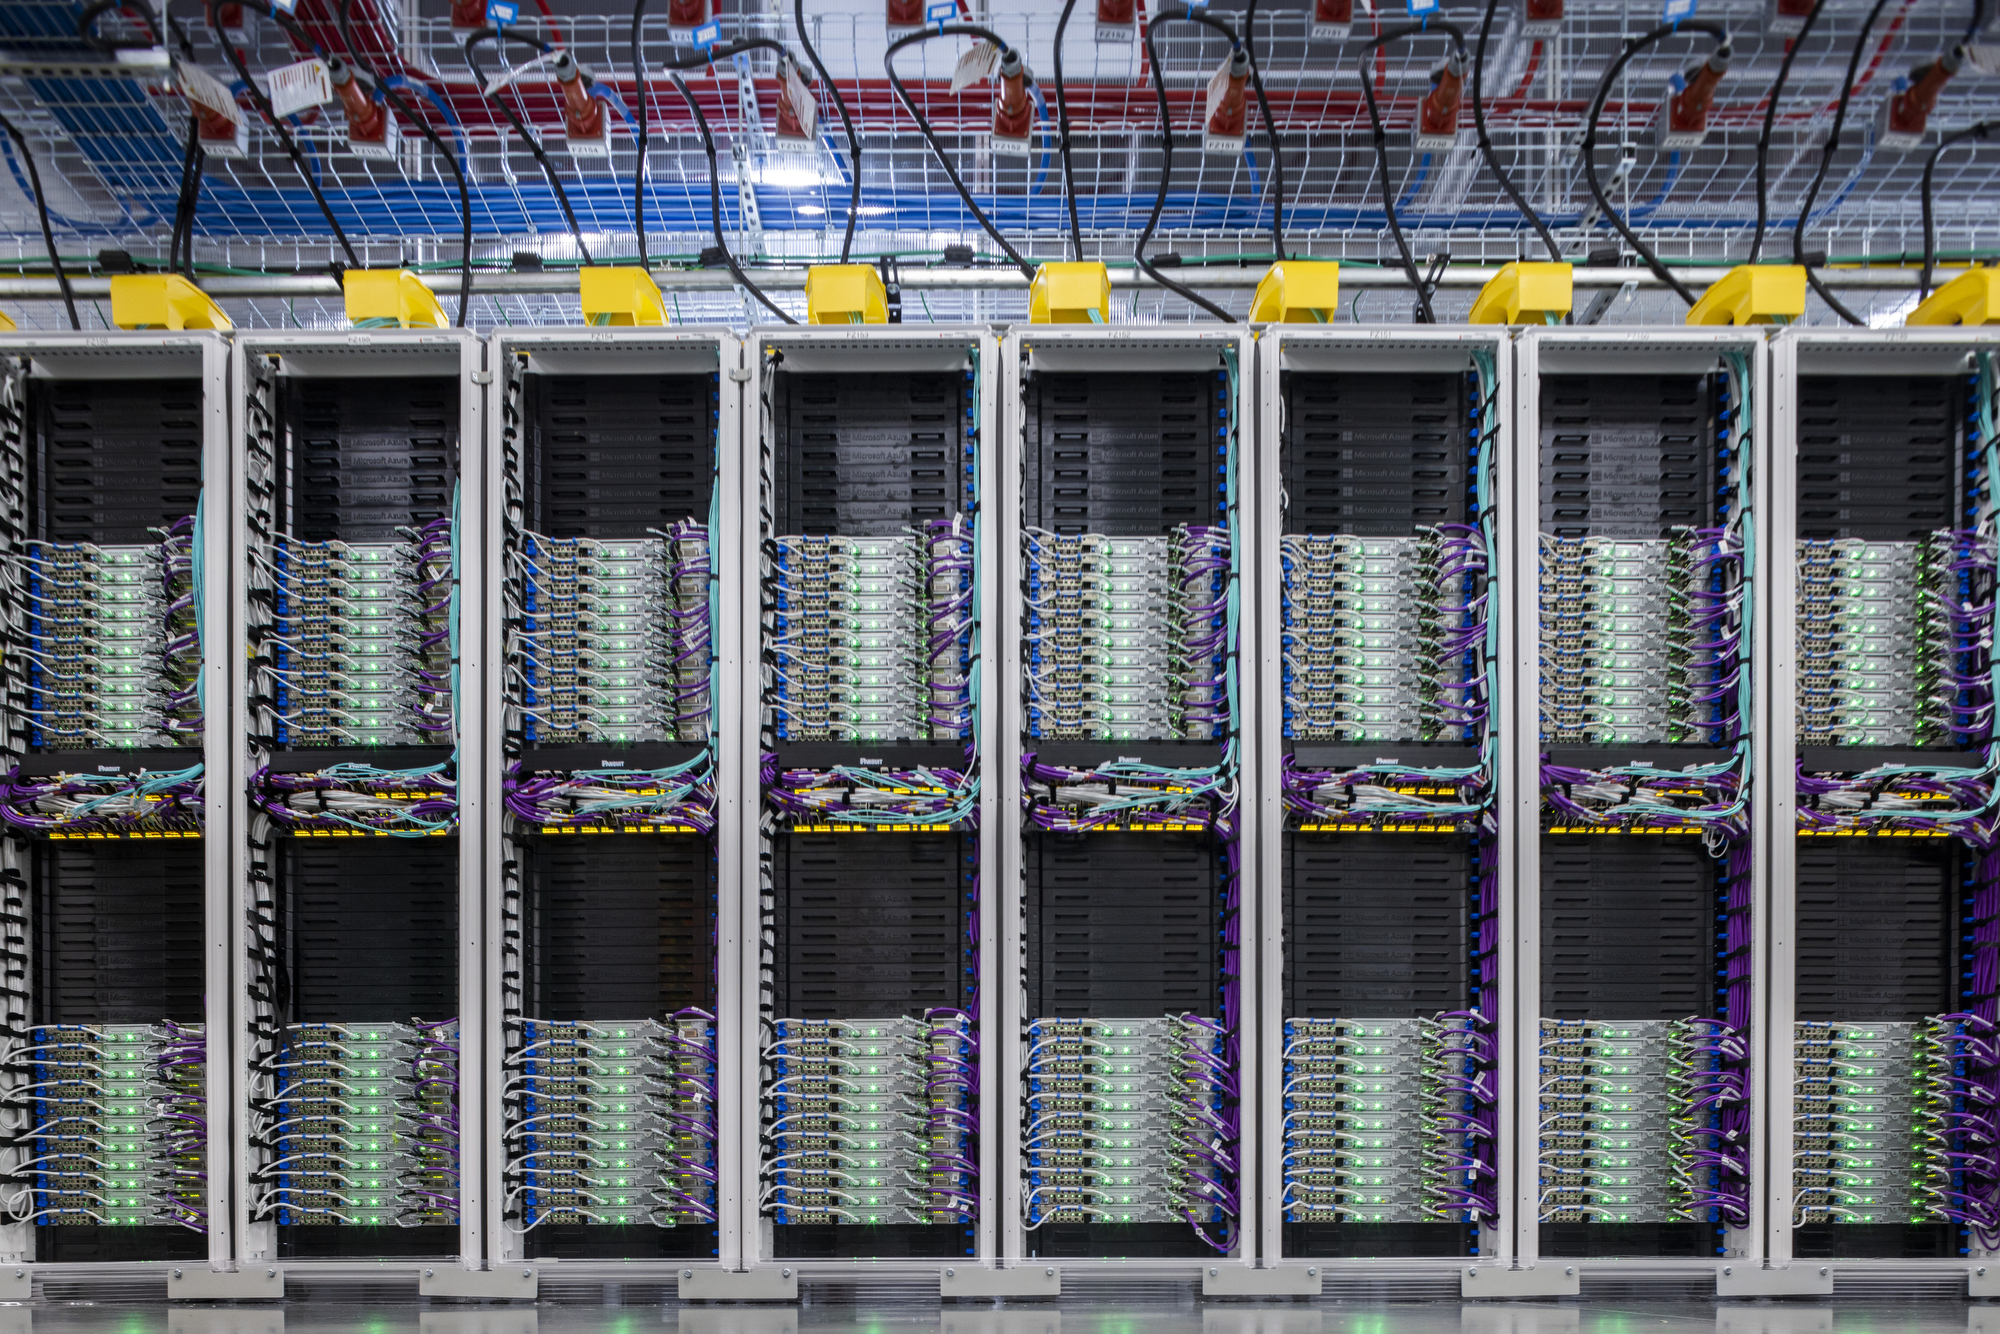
927;0;958;21
176;63;242;128
783;61;818;139
951;40;1000;92
1406;0;1439;15
487;0;520;22
1661;0;1696;19
490;49;564;95
1966;43;2000;73
270;0;297;12
266;57;331;119
692;20;720;47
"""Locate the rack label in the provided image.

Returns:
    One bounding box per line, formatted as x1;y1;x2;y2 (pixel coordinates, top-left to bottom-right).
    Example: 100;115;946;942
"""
177;64;243;129
487;0;519;23
951;40;999;91
266;58;331;119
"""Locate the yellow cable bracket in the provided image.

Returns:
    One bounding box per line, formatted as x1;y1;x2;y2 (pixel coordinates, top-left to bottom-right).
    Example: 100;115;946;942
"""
109;274;231;330
342;269;446;329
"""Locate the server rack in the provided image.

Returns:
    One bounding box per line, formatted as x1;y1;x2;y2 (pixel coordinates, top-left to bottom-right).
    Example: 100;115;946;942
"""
0;333;231;1270
1252;328;1513;1269
228;333;486;1269
997;328;1253;1265
744;330;1000;1266
1513;330;1770;1269
1767;328;2000;1269
482;330;742;1268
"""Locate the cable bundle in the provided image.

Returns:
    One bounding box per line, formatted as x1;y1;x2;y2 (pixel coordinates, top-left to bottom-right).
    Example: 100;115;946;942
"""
256;761;454;837
1282;759;1483;833
507;758;716;835
0;764;203;838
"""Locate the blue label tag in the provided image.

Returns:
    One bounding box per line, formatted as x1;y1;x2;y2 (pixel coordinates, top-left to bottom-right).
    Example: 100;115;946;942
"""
926;0;956;21
486;0;518;22
270;0;297;12
1406;0;1440;16
692;19;720;47
1662;0;1696;20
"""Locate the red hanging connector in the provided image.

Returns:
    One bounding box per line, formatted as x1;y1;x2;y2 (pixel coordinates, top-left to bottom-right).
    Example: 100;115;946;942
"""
1312;0;1354;40
887;0;926;28
1413;49;1467;150
552;50;609;158
668;0;710;33
1879;45;1965;149
1523;0;1564;37
992;47;1033;154
1096;0;1136;40
1656;41;1731;148
450;0;486;31
1766;0;1815;35
1203;47;1249;154
327;54;395;161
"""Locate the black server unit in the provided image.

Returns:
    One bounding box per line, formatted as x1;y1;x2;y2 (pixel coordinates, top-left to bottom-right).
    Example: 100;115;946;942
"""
1534;361;1750;1257
759;349;981;1259
244;363;462;1256
1274;365;1493;1259
1016;359;1236;1259
497;361;722;1259
1788;370;1984;1260
0;359;209;1262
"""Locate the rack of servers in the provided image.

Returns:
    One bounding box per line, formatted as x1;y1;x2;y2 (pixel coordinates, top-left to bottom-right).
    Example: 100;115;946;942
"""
483;330;738;1266
227;333;485;1264
997;329;1251;1261
748;330;998;1263
1514;329;1767;1267
1769;328;2000;1266
17;323;2000;1292
0;332;229;1268
1253;329;1510;1265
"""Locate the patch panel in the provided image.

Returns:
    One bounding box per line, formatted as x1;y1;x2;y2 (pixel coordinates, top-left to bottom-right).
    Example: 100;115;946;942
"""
1792;1022;1924;1226
1281;1017;1489;1225
1280;531;1481;743
515;528;709;746
8;1023;205;1230
1796;537;1957;748
8;529;201;755
1021;1015;1234;1246
507;1016;717;1231
261;530;453;750
257;1021;458;1229
764;1014;974;1227
1022;527;1230;743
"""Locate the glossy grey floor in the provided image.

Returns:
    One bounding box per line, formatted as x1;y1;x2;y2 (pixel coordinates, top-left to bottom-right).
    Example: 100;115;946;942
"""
8;1305;2000;1334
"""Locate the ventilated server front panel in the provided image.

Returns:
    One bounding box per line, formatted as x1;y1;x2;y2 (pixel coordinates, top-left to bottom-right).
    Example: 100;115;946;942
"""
1787;364;1992;1260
